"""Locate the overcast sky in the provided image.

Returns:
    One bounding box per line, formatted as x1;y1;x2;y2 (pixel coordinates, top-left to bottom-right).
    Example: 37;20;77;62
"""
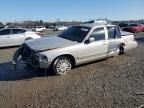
0;0;144;22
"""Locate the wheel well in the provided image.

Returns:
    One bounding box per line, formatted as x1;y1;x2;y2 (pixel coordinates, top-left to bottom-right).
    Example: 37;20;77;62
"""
25;37;33;40
53;54;76;67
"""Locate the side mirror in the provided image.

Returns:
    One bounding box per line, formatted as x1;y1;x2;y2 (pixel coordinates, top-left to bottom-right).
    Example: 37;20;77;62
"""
85;37;95;44
89;37;95;42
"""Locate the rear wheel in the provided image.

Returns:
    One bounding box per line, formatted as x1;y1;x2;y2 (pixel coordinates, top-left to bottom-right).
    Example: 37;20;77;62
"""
52;56;72;75
119;46;125;55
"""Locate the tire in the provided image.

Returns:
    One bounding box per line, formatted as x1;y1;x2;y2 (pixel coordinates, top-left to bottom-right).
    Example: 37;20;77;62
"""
52;56;72;75
119;46;125;55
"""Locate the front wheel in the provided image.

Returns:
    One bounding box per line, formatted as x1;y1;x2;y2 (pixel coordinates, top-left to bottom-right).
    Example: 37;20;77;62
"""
52;56;72;75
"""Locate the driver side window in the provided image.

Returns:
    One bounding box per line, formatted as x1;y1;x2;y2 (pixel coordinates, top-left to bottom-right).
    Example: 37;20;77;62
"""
90;27;105;41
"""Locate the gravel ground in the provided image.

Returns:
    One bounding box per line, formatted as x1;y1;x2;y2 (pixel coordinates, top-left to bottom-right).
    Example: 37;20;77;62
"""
0;33;144;108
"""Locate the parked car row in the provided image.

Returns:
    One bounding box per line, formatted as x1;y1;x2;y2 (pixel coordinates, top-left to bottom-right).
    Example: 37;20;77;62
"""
31;25;69;32
0;25;70;47
53;26;68;31
122;23;144;33
118;23;144;33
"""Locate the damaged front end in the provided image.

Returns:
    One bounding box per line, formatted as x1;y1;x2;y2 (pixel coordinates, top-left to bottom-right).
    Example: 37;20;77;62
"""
12;44;50;69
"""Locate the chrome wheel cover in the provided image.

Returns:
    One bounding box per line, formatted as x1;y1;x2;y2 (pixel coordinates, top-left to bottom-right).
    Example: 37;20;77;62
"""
56;59;72;74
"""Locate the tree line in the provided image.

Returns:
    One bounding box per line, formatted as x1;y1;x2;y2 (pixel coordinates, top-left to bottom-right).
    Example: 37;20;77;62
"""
0;20;82;28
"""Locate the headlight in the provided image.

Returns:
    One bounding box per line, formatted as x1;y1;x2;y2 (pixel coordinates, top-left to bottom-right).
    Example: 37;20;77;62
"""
39;55;48;62
34;54;48;62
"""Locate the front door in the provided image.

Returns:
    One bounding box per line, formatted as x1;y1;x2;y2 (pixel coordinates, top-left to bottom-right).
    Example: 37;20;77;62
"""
9;29;26;45
79;27;108;62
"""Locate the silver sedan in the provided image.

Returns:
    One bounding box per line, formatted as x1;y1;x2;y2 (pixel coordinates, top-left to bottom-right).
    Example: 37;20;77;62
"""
13;24;137;75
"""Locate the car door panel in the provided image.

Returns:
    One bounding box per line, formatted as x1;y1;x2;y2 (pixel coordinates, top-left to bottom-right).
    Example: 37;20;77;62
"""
0;35;10;47
108;39;122;52
107;26;123;53
77;27;108;63
10;33;25;45
80;41;107;62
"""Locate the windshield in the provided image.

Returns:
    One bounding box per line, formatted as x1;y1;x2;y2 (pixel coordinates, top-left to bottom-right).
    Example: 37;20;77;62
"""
58;26;90;42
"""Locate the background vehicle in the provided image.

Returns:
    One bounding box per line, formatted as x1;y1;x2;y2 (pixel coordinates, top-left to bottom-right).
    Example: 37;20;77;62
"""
32;26;47;32
123;24;144;33
139;24;144;31
54;26;68;31
13;24;137;75
118;23;128;28
84;20;108;25
0;28;41;47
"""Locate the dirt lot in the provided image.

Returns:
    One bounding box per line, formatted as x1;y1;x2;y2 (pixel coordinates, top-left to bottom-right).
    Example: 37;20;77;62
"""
0;32;144;108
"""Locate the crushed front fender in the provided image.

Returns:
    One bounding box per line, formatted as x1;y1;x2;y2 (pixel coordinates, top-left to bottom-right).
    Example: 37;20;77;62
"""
12;48;23;65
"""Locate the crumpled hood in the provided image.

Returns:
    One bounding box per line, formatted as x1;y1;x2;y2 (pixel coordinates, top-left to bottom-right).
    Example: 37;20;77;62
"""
25;36;78;51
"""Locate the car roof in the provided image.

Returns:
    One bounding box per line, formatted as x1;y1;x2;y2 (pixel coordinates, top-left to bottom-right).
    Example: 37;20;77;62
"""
79;23;115;28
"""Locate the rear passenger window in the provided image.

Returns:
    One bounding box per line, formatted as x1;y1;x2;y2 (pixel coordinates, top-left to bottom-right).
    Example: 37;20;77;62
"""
107;26;121;39
90;27;105;41
12;29;26;34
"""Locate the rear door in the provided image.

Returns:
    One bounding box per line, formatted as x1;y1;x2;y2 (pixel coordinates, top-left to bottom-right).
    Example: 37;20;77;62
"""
10;29;26;45
0;29;11;47
107;26;123;53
